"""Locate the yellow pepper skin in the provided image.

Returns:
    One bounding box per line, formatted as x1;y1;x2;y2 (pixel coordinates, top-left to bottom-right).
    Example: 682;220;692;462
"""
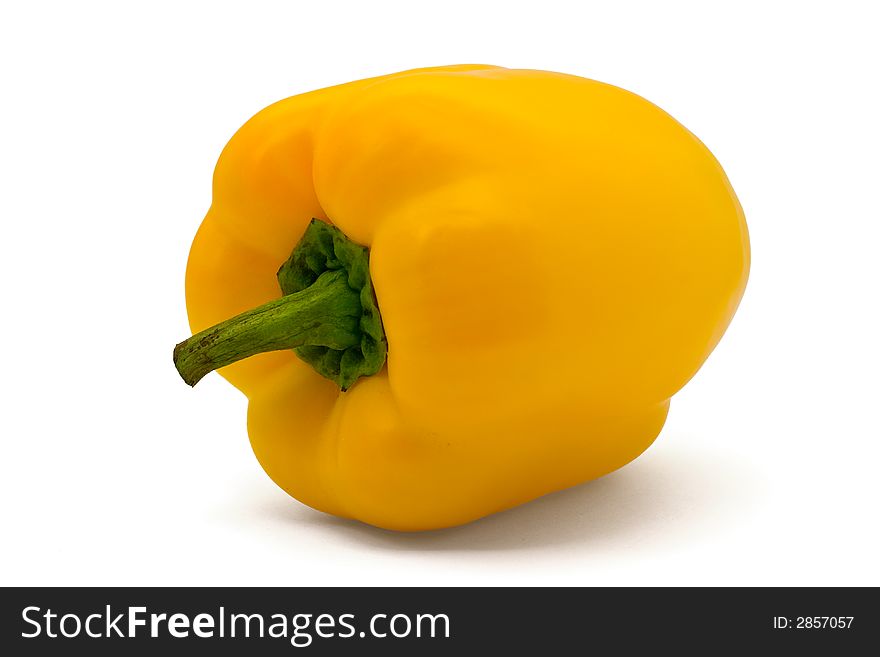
182;65;749;531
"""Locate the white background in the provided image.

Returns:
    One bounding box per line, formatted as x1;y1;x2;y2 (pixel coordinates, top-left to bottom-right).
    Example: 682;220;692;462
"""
1;1;878;586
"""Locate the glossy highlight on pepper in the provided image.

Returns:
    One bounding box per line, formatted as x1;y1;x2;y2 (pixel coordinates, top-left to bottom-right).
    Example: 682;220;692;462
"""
174;65;750;531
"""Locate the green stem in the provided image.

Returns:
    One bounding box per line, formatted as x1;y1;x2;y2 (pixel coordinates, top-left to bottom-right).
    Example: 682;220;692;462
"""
173;269;361;387
175;219;387;391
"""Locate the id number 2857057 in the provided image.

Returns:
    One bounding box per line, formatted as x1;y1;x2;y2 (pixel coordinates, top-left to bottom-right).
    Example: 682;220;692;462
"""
773;617;854;630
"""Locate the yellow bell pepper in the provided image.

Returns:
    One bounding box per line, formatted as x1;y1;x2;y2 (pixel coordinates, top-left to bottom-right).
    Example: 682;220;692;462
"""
174;65;749;531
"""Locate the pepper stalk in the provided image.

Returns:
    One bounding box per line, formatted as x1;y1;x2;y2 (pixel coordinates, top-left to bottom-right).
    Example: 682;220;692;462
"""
173;219;387;391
